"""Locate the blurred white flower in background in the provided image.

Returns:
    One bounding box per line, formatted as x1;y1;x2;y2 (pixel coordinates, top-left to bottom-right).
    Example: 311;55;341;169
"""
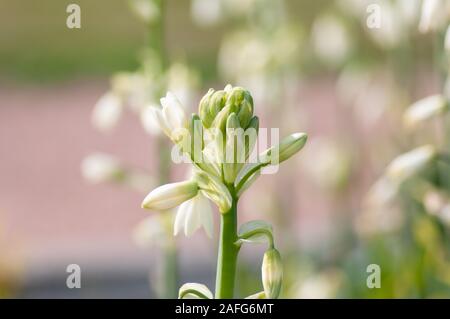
133;215;168;247
419;0;449;33
403;94;447;129
312;14;351;66
191;0;223;26
355;176;404;237
111;71;157;112
445;25;450;53
337;67;401;128
128;0;160;24
91;92;123;132
81;153;123;184
166;63;200;108
423;190;450;226
300;138;352;191
293;269;344;299
218;26;301;104
386;145;436;184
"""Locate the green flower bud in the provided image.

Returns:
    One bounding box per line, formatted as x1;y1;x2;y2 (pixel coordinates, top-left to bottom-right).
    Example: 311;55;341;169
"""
225;86;254;129
245;116;259;160
223;113;244;184
199;89;226;128
198;85;254;132
262;248;283;299
261;132;308;165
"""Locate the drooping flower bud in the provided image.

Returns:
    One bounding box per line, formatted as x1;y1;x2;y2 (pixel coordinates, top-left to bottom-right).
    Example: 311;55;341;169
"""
141;180;199;211
262;248;283;299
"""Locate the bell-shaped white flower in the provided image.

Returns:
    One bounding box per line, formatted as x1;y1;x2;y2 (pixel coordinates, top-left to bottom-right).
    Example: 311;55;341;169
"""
174;192;213;238
148;92;188;143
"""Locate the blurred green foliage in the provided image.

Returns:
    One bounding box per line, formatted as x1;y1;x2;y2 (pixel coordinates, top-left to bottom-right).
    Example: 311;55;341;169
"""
0;1;146;81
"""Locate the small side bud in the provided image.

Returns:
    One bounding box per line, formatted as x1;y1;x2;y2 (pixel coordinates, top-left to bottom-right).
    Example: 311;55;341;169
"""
262;248;283;299
261;132;308;165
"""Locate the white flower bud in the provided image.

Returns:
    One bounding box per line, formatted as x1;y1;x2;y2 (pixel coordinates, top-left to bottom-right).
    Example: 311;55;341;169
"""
262;248;283;299
141;180;198;211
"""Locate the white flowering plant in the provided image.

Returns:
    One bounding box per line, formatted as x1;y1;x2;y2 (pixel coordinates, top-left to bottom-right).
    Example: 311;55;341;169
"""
141;84;307;298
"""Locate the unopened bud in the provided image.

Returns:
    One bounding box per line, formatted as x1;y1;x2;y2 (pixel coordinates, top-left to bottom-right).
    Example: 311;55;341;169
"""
261;132;308;165
198;85;254;132
262;248;283;299
141;180;198;211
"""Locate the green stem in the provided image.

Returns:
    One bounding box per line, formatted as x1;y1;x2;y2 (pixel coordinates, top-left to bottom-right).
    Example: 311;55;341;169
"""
161;237;178;298
215;191;239;298
149;0;177;298
148;0;167;69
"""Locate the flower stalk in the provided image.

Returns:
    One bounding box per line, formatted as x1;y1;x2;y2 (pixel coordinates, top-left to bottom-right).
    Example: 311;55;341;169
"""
215;187;239;299
141;85;307;299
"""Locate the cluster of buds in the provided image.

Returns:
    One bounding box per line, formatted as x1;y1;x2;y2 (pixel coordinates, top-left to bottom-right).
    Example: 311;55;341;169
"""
141;85;307;298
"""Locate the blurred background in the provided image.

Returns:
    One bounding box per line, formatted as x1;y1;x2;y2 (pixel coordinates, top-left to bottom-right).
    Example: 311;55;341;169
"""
1;0;450;298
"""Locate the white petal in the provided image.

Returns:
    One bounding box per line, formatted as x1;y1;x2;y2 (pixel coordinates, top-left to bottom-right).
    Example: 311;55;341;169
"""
198;193;213;238
140;105;161;135
161;92;186;131
185;199;201;236
149;106;172;138
174;201;190;236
